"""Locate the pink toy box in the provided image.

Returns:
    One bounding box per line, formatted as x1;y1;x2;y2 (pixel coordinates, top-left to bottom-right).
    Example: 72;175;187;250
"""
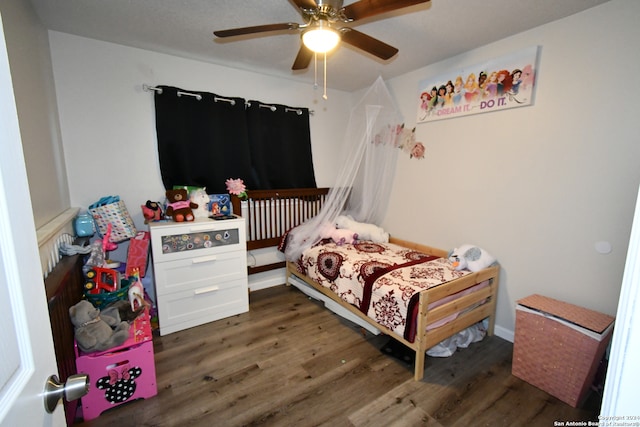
75;308;157;421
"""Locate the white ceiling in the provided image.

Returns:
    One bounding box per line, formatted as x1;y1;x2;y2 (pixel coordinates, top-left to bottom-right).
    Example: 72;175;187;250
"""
28;0;610;92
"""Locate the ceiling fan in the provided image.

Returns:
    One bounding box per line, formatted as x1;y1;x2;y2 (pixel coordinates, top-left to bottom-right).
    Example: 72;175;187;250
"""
213;0;430;71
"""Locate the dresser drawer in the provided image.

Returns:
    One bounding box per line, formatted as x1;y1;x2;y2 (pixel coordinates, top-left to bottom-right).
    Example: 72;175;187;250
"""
156;277;248;336
149;217;246;263
154;251;246;296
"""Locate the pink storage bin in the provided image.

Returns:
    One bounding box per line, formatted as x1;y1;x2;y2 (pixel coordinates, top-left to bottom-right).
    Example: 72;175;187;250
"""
75;309;157;421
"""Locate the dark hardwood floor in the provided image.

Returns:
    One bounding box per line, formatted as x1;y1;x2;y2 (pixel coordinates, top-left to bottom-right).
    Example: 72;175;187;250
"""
74;285;602;426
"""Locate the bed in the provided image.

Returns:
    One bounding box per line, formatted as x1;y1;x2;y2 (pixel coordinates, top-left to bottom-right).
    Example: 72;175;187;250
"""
232;188;500;381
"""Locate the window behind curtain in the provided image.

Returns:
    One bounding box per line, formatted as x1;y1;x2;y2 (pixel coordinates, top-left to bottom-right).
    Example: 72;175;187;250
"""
154;86;315;193
246;101;316;190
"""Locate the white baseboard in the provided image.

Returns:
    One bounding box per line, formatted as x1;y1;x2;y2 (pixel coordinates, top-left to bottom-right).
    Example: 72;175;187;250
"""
494;325;514;343
248;268;286;292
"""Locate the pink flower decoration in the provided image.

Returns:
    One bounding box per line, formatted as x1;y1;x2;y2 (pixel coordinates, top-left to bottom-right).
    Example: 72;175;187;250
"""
225;178;248;200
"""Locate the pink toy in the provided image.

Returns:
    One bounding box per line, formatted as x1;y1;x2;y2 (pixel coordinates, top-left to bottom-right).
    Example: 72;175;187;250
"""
319;222;358;246
141;200;163;223
128;268;148;311
101;223;118;253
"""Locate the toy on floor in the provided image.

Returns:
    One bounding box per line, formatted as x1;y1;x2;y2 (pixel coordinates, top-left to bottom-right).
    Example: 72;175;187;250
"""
165;188;198;222
69;300;130;353
335;215;389;243
448;244;497;272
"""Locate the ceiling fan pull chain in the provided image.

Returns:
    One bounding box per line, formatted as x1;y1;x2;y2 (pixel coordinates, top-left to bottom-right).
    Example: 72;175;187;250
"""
323;52;328;100
313;52;318;90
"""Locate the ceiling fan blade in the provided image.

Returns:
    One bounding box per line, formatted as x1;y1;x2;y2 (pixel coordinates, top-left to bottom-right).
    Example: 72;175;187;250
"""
214;23;300;38
342;0;430;21
292;45;314;70
340;28;398;60
291;0;318;11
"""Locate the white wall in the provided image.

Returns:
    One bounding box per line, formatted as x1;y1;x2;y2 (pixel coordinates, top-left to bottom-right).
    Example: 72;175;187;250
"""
48;32;352;228
384;0;640;337
0;0;69;228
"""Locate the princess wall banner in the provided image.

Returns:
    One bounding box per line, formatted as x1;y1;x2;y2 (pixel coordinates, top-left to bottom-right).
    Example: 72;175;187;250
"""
417;46;539;123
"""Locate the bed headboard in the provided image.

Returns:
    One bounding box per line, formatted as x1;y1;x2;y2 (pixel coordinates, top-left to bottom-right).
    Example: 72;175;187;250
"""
231;187;329;274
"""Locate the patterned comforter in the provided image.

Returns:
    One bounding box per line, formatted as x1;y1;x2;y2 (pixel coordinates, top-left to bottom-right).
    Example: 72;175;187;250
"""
296;241;471;342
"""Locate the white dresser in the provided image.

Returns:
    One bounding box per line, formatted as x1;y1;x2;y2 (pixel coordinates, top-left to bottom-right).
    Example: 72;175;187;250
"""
148;216;248;336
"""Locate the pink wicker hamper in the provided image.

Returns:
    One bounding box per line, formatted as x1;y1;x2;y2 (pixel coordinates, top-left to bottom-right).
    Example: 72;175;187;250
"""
512;294;614;407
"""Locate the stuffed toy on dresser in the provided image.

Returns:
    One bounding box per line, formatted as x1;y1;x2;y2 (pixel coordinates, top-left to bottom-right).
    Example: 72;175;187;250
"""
165;188;198;222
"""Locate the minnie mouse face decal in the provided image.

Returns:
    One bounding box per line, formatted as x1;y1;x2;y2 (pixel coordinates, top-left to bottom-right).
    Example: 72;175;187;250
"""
97;365;142;404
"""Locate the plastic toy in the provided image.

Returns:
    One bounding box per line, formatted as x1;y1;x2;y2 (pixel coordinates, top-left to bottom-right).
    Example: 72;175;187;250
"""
85;267;119;294
128;268;148;311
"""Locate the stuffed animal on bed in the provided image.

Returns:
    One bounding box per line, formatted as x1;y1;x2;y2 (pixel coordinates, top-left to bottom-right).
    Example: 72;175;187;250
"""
318;222;358;246
448;244;497;272
335;215;389;243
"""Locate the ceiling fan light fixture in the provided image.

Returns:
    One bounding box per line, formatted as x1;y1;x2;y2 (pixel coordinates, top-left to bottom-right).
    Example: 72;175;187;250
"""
302;22;340;53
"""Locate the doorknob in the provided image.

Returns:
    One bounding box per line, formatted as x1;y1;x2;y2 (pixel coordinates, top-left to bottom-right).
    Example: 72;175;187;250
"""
43;374;90;413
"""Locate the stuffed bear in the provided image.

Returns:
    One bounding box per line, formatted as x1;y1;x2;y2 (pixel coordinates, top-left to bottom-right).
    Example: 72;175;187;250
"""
319;222;358;245
165;188;198;222
69;300;130;353
448;244;497;272
335;215;389;243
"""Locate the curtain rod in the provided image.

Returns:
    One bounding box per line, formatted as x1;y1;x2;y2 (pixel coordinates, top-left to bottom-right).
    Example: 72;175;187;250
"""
142;84;313;115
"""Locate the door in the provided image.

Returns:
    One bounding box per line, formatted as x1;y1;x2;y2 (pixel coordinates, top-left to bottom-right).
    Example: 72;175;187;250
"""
0;13;65;427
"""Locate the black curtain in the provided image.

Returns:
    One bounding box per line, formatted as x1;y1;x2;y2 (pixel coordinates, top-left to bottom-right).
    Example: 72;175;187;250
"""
246;102;316;189
154;86;255;194
154;86;316;192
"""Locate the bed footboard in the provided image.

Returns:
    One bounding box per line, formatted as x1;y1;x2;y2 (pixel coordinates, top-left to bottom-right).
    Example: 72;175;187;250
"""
231;187;329;274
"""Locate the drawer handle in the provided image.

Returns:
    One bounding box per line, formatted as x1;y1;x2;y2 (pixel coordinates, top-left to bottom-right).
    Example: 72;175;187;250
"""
188;224;221;232
192;255;218;264
194;285;219;295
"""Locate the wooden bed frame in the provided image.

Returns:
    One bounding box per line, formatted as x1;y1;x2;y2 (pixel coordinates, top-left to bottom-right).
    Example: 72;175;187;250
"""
234;188;500;381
